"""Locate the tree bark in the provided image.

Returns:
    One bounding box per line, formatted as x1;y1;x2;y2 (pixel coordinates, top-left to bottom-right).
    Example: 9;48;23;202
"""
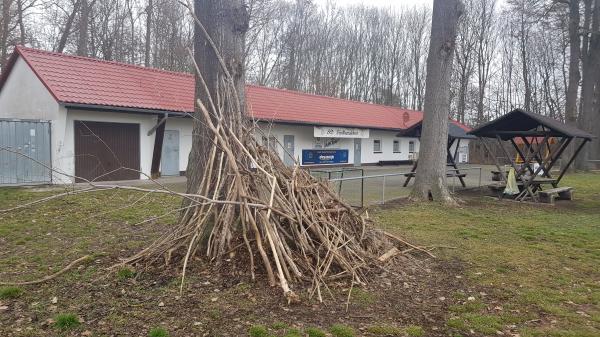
577;0;600;169
0;0;13;68
185;0;249;198
76;0;90;56
144;0;153;67
564;0;581;170
410;0;463;204
56;0;82;53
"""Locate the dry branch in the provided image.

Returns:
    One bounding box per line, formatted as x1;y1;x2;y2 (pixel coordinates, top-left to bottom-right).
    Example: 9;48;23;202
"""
0;255;92;286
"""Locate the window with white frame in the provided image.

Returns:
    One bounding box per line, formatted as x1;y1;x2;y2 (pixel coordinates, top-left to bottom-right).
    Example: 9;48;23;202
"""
393;139;400;153
373;139;382;153
409;140;415;153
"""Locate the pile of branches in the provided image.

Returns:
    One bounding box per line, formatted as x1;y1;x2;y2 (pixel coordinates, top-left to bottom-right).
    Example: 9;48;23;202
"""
121;10;426;300
121;79;429;302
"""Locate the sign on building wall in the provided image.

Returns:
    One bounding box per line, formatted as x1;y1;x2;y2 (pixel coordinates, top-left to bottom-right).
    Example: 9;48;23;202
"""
302;149;349;165
314;126;369;139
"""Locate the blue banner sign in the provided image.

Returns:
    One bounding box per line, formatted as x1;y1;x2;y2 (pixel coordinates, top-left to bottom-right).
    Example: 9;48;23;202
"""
302;149;349;165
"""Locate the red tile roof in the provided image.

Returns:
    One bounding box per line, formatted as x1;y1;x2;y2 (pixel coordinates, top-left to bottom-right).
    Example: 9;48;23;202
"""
1;46;469;132
8;46;194;113
247;85;423;130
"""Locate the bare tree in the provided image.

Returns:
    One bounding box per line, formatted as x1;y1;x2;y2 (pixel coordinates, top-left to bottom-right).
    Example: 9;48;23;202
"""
144;0;152;67
577;0;600;168
410;0;463;203
184;0;249;200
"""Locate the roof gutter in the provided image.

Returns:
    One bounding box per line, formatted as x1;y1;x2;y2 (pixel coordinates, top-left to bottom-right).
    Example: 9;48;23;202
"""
252;118;408;132
64;103;192;117
63;103;420;132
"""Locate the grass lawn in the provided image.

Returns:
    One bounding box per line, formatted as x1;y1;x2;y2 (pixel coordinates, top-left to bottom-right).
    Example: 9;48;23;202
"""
0;172;599;336
377;173;600;337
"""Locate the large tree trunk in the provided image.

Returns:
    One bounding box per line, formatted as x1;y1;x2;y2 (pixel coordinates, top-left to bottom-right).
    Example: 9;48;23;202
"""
0;0;13;68
410;0;463;203
76;0;89;56
56;0;82;53
144;0;152;67
564;0;581;171
577;0;600;169
185;0;249;199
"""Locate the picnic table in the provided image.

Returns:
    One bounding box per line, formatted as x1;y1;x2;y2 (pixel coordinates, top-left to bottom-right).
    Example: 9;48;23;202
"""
469;109;595;203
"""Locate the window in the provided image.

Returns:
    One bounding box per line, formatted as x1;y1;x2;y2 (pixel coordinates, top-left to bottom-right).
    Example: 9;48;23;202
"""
373;139;382;153
393;140;400;153
409;141;415;153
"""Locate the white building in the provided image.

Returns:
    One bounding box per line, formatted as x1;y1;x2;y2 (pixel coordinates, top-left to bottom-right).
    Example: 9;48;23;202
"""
0;47;470;184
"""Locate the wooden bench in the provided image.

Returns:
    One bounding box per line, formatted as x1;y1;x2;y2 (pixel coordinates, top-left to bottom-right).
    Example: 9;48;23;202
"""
538;187;574;204
378;160;412;166
448;173;467;178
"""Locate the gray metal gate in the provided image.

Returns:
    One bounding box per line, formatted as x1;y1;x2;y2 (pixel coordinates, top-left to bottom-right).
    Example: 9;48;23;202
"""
0;119;52;185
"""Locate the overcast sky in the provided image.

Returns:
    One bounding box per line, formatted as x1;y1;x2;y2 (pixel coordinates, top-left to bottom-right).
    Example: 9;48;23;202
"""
315;0;433;9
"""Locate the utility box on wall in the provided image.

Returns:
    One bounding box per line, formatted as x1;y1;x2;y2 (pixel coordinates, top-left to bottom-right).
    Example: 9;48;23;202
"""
0;119;52;185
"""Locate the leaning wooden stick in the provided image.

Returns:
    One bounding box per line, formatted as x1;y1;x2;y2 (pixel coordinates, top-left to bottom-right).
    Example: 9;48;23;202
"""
0;255;92;286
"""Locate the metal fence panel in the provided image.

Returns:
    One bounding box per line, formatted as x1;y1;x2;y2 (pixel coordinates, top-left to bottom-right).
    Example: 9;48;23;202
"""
0;119;51;185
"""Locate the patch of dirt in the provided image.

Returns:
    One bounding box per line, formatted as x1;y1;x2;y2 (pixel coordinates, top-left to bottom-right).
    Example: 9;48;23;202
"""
0;241;485;337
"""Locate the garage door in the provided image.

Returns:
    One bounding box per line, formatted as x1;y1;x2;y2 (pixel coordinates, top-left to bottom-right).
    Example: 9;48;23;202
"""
74;121;140;182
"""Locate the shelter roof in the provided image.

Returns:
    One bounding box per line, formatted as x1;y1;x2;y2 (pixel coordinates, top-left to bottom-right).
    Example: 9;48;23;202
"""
468;109;594;141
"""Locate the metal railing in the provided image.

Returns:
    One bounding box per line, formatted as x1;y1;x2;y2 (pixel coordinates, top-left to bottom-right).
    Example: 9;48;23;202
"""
327;166;483;207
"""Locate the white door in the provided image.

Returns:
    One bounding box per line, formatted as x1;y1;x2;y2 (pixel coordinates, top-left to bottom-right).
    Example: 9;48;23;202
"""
283;135;295;166
354;139;362;166
161;130;180;176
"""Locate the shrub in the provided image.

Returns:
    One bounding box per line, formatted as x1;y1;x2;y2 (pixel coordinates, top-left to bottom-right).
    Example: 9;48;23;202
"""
330;324;355;337
0;286;23;299
305;327;326;337
283;328;302;337
249;325;269;337
405;325;425;337
117;267;135;280
148;327;169;337
54;313;81;330
271;322;288;330
304;328;325;337
367;325;403;336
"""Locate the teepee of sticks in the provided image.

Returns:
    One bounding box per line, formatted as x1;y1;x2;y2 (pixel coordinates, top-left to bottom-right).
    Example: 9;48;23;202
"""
120;76;427;301
121;7;424;301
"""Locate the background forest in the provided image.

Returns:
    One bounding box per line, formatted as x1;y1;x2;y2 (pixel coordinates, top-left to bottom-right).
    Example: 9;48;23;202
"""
0;0;598;153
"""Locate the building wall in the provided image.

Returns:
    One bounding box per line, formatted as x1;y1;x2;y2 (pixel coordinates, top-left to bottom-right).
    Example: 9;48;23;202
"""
0;56;69;183
0;57;60;121
0;57;469;183
256;123;425;165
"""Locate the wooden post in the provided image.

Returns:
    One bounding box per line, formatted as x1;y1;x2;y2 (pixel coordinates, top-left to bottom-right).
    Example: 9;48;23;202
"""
556;138;588;184
522;136;552;178
447;138;466;187
403;159;419;187
546;138;572;174
150;115;168;179
510;138;535;176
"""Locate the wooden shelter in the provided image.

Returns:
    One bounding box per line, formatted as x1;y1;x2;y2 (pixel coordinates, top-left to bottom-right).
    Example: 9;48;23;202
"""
469;109;595;203
398;121;476;188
